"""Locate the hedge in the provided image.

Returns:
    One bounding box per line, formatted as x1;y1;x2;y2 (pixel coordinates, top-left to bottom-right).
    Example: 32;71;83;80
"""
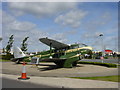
1;54;14;60
78;61;117;68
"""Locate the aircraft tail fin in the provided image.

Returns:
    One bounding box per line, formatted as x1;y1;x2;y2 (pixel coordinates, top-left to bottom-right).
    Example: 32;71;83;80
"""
13;47;26;58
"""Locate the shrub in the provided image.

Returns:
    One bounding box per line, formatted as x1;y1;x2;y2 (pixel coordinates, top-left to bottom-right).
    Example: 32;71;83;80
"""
104;56;108;59
78;61;117;68
2;54;14;60
24;59;31;62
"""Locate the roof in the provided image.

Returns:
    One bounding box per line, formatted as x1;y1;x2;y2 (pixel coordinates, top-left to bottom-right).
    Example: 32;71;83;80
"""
105;50;113;53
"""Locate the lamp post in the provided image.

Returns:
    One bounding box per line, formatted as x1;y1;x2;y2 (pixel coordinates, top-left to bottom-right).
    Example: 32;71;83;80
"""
49;41;52;58
99;33;104;61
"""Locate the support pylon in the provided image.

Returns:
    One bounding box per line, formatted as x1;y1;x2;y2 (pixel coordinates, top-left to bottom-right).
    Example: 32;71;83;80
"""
18;62;30;80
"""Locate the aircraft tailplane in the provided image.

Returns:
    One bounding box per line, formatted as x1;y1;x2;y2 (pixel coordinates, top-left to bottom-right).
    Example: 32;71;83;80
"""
13;47;26;58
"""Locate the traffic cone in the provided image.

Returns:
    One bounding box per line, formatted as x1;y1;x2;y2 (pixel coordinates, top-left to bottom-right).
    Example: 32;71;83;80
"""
18;62;30;80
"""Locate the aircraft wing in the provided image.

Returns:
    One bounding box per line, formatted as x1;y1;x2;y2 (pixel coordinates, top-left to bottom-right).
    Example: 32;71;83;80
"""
39;37;69;49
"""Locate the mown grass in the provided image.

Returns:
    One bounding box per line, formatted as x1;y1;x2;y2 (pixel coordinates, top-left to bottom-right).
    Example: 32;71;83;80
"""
0;59;11;62
70;75;120;82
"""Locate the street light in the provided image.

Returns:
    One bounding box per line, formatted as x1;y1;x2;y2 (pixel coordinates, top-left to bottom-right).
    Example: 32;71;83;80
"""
99;33;104;61
49;40;52;58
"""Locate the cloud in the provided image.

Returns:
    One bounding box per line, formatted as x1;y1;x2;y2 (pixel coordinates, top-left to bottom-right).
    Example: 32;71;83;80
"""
2;11;36;32
51;33;68;43
81;32;103;40
65;29;78;35
5;21;36;32
2;10;69;51
0;10;2;37
55;9;87;28
50;29;79;44
77;11;118;51
0;10;2;22
3;2;118;52
81;31;118;51
8;2;77;17
83;12;112;31
2;11;49;51
103;36;118;51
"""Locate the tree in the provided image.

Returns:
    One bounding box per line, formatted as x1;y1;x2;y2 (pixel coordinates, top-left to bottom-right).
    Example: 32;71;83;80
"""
21;37;29;53
0;37;2;41
5;35;14;54
2;48;5;53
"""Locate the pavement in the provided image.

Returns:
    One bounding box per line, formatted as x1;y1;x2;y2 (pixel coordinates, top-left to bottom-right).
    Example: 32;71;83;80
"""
2;77;55;88
1;74;119;88
2;62;118;77
1;61;119;88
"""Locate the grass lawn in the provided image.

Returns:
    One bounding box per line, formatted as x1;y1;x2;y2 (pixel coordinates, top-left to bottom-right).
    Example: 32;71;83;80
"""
70;75;120;82
0;59;11;62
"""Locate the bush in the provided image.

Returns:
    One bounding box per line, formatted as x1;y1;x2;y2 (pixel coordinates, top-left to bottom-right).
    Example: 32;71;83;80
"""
104;56;108;59
24;59;31;62
78;61;117;68
1;54;14;60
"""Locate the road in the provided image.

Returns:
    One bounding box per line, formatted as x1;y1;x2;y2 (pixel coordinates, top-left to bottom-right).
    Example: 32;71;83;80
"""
1;74;118;88
2;78;56;88
80;59;119;64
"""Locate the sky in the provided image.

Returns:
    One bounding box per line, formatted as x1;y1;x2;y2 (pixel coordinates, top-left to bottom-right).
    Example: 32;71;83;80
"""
1;2;118;52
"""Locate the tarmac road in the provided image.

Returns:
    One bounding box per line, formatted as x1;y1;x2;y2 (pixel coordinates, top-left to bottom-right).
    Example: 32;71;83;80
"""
1;74;118;88
2;77;56;88
2;62;118;77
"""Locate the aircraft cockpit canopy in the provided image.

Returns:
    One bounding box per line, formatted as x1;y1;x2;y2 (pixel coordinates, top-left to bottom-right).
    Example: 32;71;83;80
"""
69;43;88;49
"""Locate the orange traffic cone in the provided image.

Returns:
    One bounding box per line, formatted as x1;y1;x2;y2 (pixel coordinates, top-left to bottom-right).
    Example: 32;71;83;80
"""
18;62;30;80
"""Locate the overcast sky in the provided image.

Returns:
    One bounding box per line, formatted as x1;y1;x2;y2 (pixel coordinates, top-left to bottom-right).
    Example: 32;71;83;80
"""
1;2;118;52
